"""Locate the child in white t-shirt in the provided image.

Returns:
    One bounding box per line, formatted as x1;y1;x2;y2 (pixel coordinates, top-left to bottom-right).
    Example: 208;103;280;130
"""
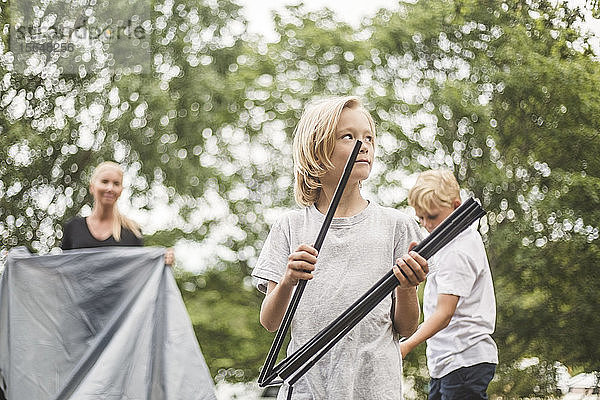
252;96;429;399
401;169;498;400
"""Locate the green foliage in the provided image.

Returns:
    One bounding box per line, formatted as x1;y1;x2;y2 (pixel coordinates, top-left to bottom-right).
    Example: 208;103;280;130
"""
402;343;430;398
489;359;562;399
173;266;275;382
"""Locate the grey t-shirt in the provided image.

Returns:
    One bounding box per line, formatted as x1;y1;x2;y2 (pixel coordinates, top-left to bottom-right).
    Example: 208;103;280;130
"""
252;202;423;400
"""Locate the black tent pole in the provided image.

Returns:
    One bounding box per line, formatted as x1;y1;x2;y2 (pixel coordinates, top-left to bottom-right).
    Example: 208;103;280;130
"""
283;214;482;385
278;202;485;382
275;199;481;375
258;140;363;387
276;199;486;383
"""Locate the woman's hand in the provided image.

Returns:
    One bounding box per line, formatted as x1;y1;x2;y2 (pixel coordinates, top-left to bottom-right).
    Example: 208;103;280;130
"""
165;248;175;266
281;244;318;288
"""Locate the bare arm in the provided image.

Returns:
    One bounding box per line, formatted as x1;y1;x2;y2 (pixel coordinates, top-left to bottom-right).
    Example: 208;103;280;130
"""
259;244;318;332
400;293;459;357
391;242;429;336
393;287;421;337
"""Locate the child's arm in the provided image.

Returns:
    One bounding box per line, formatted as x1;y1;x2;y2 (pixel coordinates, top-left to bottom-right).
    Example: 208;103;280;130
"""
391;243;429;336
259;244;318;332
393;288;421;337
399;294;459;357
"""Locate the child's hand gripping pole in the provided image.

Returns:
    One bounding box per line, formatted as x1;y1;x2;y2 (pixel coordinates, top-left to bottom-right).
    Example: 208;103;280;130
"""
258;140;363;387
274;198;486;385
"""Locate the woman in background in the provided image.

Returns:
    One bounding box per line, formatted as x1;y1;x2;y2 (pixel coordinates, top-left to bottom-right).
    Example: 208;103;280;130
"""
61;161;174;264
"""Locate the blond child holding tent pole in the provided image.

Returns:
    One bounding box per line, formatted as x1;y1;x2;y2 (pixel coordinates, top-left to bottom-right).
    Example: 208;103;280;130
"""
252;96;429;399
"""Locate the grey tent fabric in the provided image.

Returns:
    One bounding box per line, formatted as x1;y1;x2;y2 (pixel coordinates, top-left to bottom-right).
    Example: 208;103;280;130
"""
0;246;216;400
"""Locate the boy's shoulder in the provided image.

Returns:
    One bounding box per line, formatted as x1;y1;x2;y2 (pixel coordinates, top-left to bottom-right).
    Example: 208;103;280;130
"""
269;206;312;227
371;203;416;224
442;226;486;257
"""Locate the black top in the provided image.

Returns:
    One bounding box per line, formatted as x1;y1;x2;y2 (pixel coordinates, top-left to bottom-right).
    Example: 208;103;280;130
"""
61;216;143;250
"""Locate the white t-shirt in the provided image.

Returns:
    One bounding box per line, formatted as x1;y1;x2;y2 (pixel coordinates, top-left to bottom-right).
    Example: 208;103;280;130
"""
423;225;498;379
252;202;423;400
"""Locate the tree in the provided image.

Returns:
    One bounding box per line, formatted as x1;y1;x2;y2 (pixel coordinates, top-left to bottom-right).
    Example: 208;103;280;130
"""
0;0;254;253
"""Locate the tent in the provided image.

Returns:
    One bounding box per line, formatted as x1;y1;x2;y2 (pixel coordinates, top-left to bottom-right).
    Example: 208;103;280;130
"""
0;246;216;400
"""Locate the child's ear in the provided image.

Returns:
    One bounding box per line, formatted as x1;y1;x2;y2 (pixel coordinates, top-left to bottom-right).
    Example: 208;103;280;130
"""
452;198;462;210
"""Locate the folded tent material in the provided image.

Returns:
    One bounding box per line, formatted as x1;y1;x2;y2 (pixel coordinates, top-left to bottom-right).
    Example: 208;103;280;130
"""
0;246;216;400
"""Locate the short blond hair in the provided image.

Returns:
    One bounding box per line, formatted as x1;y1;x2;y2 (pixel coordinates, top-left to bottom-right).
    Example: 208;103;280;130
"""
90;161;142;240
292;96;375;207
408;169;460;214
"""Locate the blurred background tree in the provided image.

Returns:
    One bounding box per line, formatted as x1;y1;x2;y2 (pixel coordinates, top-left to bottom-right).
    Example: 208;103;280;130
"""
1;0;599;397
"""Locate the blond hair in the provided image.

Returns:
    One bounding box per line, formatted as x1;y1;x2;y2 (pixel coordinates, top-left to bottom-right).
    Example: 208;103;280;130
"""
408;169;460;214
90;161;142;240
292;96;375;207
